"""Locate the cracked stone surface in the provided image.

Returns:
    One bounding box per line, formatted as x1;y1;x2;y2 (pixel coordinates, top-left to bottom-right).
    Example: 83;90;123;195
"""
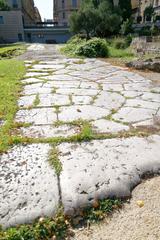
1;44;160;228
92;119;129;133
113;107;156;123
59;135;160;215
16;108;57;124
58;105;110;121
19;125;79;138
0;144;59;228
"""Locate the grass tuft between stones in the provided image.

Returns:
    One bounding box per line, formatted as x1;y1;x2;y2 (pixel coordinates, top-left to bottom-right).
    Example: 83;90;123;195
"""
49;147;62;176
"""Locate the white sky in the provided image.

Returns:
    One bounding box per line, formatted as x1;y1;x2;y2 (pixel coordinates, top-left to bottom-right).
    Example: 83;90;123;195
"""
34;0;53;21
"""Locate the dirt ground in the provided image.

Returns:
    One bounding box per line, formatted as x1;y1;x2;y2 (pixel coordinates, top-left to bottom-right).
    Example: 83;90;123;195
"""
72;176;160;240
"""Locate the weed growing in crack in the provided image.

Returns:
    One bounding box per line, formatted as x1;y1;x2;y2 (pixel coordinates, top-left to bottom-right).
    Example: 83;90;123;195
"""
0;208;70;240
73;59;85;64
82;199;122;223
33;94;40;107
49;147;62;176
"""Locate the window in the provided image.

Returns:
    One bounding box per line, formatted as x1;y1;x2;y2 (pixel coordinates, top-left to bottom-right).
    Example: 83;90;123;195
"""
62;12;65;19
72;0;77;8
62;0;65;9
18;33;23;41
155;0;159;7
12;0;18;8
0;16;4;24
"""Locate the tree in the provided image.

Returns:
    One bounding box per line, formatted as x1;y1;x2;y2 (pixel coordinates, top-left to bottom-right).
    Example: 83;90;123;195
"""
69;0;122;38
144;5;154;22
118;0;132;21
96;0;122;37
69;1;100;39
120;18;133;35
0;0;10;10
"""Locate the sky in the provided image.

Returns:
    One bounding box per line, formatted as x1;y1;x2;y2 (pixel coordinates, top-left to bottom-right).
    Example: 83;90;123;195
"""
34;0;53;21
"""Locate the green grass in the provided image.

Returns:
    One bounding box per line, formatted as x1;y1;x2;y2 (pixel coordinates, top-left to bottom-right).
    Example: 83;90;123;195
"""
49;147;62;176
0;44;26;59
108;46;134;59
33;93;40;107
0;59;26;153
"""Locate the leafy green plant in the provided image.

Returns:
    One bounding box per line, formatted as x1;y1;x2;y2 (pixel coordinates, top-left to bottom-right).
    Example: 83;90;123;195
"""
120;19;134;36
0;0;10;10
0;210;68;240
83;199;122;223
76;38;109;58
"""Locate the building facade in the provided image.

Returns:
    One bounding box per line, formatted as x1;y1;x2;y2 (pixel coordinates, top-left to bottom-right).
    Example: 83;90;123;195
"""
131;0;160;22
53;0;160;26
0;0;41;42
53;0;81;26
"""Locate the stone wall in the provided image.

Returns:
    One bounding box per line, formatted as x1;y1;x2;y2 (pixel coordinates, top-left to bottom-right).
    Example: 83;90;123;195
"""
131;36;160;54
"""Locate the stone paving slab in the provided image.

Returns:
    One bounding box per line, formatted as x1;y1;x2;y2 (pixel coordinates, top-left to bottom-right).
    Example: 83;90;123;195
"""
59;135;160;215
58;105;110;122
25;72;49;78
22;78;44;84
0;144;59;228
94;92;125;110
16;108;57;125
19;125;80;138
92;119;129;133
22;83;52;95
113;107;156;123
38;94;70;107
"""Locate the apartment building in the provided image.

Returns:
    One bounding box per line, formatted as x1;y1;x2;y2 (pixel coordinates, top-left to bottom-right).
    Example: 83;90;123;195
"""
53;0;160;26
0;0;41;42
53;0;81;26
131;0;160;22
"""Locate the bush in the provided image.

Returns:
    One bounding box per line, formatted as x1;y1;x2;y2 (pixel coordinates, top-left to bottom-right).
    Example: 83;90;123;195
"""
112;38;127;49
151;24;159;36
76;38;109;58
120;19;134;35
67;35;85;45
139;26;151;36
125;35;132;47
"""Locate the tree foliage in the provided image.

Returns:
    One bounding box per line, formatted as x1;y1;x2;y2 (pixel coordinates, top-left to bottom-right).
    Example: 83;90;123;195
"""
0;0;10;10
144;5;154;21
118;0;132;21
69;0;122;38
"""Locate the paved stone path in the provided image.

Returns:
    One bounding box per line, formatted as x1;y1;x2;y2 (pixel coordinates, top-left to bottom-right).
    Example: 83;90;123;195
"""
0;44;160;228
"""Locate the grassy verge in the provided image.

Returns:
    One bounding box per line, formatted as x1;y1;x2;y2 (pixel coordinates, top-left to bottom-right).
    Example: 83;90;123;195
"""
0;59;26;153
0;44;26;59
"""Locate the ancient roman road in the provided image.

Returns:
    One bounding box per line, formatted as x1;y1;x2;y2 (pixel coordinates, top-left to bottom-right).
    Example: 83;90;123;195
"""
0;44;160;228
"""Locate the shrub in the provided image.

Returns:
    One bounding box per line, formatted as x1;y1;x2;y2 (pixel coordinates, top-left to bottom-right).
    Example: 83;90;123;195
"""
120;19;134;35
76;38;109;58
67;35;85;45
112;38;127;49
139;26;151;36
151;24;159;36
125;35;133;47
